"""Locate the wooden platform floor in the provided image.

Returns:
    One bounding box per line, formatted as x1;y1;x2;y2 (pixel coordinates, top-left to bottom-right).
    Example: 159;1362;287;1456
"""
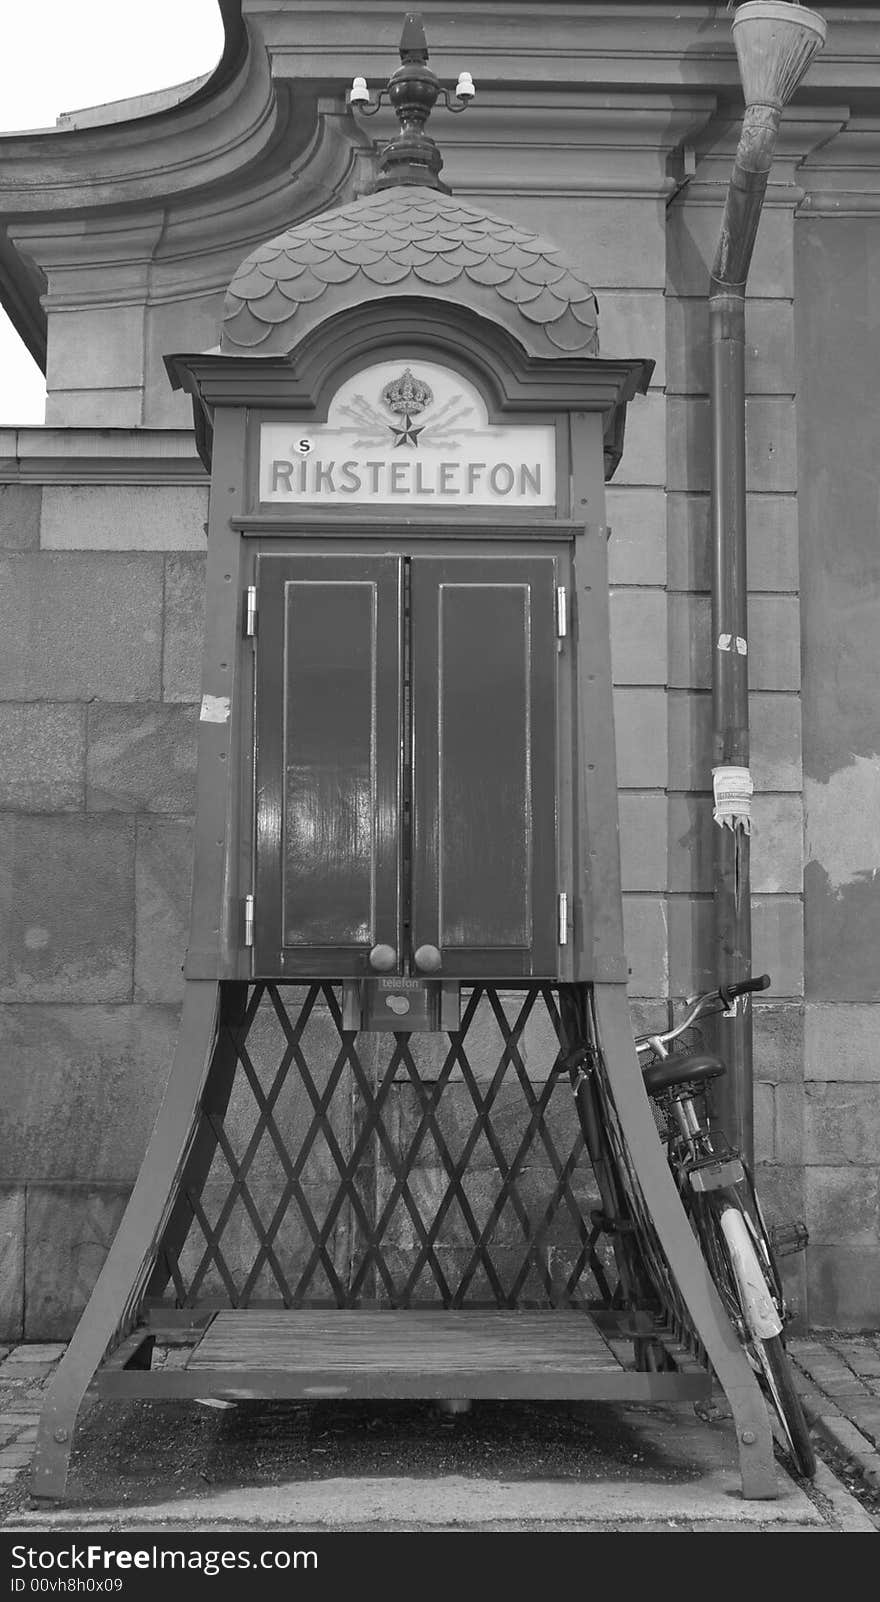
191;1309;617;1376
95;1310;711;1402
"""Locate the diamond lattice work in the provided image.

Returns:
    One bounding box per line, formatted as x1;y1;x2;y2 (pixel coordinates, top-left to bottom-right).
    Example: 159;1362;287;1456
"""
151;984;616;1312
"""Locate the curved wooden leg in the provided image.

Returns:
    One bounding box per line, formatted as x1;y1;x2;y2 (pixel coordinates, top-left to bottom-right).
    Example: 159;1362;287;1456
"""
30;980;222;1504
592;982;778;1500
144;982;251;1302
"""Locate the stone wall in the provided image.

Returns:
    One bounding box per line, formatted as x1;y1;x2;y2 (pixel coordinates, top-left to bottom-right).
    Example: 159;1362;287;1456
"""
795;211;880;1329
0;458;206;1337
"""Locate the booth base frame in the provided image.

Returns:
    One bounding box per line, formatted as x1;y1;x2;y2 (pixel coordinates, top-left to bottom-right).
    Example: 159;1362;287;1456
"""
32;979;780;1503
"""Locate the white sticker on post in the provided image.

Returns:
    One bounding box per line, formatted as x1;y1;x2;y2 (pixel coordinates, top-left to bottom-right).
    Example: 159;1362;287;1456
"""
712;765;754;834
200;694;231;724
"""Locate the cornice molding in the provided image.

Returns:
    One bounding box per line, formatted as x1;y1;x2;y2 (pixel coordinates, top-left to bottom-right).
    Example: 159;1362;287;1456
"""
9;107;365;314
0;21;275;215
2;7;876;216
246;4;880;100
168;297;653;478
168;349;652;414
799;118;880;215
390;93;719;200
0;427;206;484
669;105;851;211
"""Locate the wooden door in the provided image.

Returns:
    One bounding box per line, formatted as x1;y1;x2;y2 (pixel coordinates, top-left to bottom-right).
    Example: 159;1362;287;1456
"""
253;553;403;976
410;556;559;978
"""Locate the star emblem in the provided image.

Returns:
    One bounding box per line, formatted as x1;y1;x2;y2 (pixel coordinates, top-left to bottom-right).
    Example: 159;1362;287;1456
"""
390;414;425;448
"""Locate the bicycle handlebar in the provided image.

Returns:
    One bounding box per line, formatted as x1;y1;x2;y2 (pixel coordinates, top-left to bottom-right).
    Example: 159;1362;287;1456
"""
634;974;771;1054
722;974;771;1000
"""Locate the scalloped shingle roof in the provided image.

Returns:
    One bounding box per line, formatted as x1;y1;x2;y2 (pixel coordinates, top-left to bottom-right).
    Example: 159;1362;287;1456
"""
222;186;599;359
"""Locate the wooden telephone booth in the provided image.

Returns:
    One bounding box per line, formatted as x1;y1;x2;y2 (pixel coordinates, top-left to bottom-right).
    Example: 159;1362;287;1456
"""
32;178;781;1502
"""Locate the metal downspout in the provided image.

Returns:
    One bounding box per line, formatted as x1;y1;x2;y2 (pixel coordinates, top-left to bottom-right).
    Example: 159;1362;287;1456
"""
709;4;826;1166
709;105;778;1168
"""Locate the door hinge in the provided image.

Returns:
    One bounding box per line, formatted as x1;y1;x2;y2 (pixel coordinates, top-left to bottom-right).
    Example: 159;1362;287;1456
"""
244;893;254;947
556;586;567;639
245;586;257;637
558;891;569;946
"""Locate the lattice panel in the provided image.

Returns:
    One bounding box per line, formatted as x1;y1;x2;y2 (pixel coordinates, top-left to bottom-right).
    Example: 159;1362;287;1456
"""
151;983;617;1311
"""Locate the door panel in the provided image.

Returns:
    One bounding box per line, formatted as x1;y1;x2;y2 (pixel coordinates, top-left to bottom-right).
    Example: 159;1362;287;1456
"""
411;557;558;977
254;554;402;975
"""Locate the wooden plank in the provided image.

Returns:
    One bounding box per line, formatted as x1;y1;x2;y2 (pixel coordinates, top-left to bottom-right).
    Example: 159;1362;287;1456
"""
95;1368;710;1402
191;1309;617;1375
189;1309;610;1370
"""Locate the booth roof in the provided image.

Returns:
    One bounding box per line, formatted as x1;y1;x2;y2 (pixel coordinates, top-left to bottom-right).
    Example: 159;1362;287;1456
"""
221;184;599;360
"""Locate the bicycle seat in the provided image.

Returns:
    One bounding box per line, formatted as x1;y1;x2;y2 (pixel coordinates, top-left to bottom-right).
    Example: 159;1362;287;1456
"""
642;1050;725;1097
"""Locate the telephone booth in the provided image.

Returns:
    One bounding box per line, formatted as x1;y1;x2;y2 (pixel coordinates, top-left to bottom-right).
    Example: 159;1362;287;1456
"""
32;51;782;1503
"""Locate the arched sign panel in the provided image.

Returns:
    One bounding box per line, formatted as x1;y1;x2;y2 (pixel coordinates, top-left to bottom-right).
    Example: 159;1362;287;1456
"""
258;360;557;509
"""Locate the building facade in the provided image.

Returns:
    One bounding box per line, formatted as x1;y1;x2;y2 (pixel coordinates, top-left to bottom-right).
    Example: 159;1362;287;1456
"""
1;0;879;1336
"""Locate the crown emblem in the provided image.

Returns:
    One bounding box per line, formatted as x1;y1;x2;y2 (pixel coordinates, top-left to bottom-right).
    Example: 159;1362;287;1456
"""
382;369;433;417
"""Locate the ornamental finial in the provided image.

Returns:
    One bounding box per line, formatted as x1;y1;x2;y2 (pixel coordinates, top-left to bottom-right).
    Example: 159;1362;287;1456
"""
347;12;475;193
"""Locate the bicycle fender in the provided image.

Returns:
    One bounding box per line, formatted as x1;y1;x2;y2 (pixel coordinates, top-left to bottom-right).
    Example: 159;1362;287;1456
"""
719;1206;783;1340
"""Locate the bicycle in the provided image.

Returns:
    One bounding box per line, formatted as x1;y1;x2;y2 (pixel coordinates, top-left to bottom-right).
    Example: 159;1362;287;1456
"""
633;972;816;1479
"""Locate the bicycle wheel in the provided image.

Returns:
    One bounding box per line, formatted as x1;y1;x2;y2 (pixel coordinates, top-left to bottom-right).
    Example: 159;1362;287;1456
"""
690;1188;816;1479
753;1330;816;1480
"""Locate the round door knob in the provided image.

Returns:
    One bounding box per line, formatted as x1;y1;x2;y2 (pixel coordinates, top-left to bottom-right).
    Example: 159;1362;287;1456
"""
414;943;442;973
368;943;397;972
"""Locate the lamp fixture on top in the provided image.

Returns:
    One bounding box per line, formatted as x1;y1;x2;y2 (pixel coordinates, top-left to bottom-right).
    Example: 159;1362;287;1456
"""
347;12;476;192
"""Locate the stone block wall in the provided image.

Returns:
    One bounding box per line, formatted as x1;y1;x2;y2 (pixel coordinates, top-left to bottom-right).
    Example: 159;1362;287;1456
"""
794;206;880;1329
0;466;207;1338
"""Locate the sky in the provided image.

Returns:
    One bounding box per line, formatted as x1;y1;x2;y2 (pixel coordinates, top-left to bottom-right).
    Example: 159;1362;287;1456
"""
0;0;226;425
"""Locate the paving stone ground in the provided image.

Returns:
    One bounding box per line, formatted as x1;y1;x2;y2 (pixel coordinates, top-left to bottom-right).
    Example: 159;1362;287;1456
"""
788;1333;880;1519
0;1345;57;1490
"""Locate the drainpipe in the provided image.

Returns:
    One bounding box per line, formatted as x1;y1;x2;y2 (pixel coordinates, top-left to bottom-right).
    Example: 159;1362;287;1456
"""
710;2;825;1166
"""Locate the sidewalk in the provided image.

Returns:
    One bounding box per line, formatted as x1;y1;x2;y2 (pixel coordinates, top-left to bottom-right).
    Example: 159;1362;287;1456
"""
0;1334;878;1532
787;1333;880;1517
